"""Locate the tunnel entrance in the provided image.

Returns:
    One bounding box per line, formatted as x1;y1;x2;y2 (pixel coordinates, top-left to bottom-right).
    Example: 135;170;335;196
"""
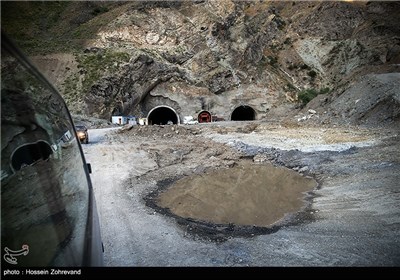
147;106;180;125
11;141;53;172
231;105;256;121
197;110;212;123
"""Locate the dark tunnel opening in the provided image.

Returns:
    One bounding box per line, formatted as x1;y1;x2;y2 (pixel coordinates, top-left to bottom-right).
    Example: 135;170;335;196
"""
231;105;256;121
11;141;53;171
147;106;179;125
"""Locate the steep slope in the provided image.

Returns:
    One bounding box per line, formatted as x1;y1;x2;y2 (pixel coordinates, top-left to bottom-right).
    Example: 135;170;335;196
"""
2;1;399;126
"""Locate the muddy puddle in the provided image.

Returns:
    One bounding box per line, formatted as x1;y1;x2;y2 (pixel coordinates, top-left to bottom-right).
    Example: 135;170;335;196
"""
155;161;317;227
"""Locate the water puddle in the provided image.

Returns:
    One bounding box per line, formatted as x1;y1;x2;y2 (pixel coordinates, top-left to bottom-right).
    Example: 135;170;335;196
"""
155;161;317;228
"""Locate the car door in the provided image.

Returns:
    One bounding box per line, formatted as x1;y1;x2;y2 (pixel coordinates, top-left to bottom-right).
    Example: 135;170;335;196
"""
1;32;103;267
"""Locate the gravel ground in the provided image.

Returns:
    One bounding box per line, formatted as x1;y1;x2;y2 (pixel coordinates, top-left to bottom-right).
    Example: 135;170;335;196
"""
82;121;400;266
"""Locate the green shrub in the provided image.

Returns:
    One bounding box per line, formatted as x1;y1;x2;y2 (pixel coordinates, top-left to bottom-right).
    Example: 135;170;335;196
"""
286;83;296;91
307;70;317;78
298;89;318;105
283;37;291;45
319;87;330;94
92;6;109;16
300;63;310;70
298;87;330;105
267;55;278;67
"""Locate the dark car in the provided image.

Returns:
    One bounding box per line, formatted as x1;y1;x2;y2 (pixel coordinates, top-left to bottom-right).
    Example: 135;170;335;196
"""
76;125;89;144
1;32;103;267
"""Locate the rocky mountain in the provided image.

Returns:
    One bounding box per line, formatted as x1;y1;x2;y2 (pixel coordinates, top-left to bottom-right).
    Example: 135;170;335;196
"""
2;1;399;127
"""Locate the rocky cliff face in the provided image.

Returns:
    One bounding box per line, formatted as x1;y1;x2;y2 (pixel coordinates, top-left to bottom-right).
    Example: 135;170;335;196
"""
2;1;400;126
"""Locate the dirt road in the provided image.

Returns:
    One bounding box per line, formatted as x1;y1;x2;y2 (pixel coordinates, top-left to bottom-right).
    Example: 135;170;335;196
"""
83;122;400;266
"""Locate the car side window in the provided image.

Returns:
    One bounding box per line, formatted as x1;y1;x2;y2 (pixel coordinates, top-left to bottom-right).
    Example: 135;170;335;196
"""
1;35;92;266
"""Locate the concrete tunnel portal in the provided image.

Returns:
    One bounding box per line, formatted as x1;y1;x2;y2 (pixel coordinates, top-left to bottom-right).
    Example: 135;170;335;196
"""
147;105;180;125
146;105;256;124
231;105;256;121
